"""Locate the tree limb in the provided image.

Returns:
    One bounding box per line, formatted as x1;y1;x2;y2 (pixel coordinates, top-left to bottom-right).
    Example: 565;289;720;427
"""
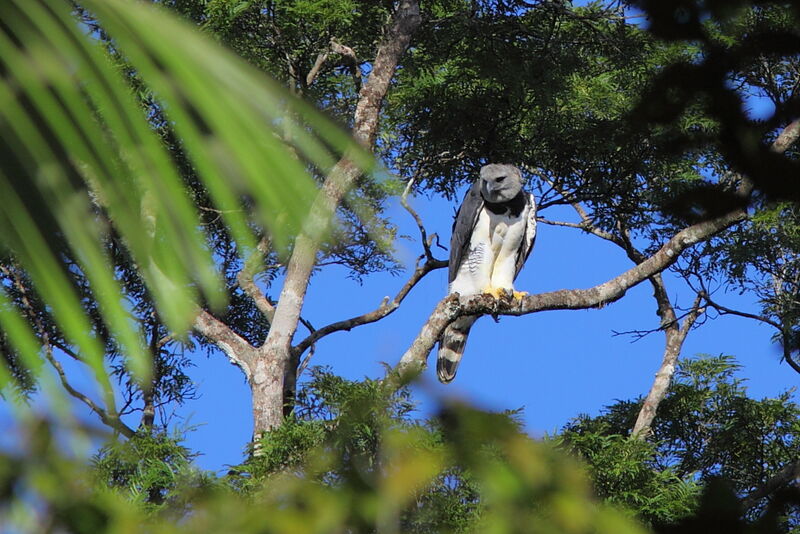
192;309;256;380
236;237;277;323
397;206;747;372
401;173;439;262
293;257;446;357
631;291;704;439
292;169;446;367
44;350;135;438
701;291;783;331
538;217;621;245
741;459;800;511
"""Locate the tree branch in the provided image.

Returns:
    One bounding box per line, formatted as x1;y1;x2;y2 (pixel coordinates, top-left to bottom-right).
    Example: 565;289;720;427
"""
401;173;440;262
631;291;704;439
252;0;422;434
701;291;783;331
741;459;800;511
293;257;446;357
192;309;256;381
44;350;135;438
260;0;421;360
537;217;621;245
306;50;330;88
292;169;446;367
235;237;277;323
397;206;747;372
306;38;361;89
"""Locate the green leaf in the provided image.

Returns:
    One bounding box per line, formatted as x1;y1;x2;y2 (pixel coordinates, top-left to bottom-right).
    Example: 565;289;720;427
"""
0;0;368;397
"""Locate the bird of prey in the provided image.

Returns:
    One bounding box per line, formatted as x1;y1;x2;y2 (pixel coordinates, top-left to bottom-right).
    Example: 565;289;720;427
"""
437;164;537;383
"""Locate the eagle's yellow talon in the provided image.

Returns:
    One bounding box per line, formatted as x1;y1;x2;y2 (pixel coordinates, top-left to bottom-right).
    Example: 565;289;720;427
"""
512;290;528;300
483;287;502;299
483;287;517;299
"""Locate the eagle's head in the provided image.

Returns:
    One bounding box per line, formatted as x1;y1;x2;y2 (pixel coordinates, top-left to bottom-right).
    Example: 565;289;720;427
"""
479;164;523;204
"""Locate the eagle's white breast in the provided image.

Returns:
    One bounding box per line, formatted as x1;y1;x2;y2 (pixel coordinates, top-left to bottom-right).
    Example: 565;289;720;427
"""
449;199;531;296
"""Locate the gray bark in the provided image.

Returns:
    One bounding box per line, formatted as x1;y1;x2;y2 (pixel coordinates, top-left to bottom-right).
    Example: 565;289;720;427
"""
250;0;421;436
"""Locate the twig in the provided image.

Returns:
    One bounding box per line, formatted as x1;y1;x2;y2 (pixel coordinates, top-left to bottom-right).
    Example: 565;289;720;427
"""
44;350;136;438
700;291;783;331
700;290;800;374
293;256;447;357
401;171;437;261
2;264;135;437
537;217;621;245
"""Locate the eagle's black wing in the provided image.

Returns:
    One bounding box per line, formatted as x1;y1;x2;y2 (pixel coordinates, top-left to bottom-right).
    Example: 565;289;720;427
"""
449;181;484;284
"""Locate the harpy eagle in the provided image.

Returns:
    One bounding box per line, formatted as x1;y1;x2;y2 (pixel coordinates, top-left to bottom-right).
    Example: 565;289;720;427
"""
437;164;537;383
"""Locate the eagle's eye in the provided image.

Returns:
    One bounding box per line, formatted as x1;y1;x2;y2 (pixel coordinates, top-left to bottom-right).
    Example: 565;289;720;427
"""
496;176;506;183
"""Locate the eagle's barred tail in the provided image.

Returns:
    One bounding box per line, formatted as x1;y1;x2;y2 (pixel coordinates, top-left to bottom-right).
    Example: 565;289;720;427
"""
436;315;477;383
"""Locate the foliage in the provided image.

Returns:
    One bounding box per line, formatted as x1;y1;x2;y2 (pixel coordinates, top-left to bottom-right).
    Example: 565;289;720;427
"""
0;371;648;534
0;0;369;406
91;429;207;512
6;362;800;532
561;355;800;530
557;426;700;525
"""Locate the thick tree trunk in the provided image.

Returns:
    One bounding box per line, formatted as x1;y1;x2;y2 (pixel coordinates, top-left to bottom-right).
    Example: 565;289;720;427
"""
250;0;421;436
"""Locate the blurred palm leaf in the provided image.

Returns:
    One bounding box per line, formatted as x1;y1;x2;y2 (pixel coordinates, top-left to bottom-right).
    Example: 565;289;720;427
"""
0;0;367;397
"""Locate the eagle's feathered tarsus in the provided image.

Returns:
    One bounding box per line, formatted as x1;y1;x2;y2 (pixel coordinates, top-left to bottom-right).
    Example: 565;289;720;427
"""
436;164;537;383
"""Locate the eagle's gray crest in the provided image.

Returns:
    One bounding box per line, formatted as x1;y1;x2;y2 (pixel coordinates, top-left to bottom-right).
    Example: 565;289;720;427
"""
437;164;537;383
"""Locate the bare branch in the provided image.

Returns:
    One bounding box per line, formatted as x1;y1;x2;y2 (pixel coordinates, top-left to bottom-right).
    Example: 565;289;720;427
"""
306;38;361;89
397;205;748;372
44;350;135;438
306;50;330;87
292;168;445;370
631;291;704;439
402;173;439;261
701;291;783;331
537;217;621;244
236;237;276;323
192;309;256;381
296;343;316;379
293;257;446;357
700;291;800;374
